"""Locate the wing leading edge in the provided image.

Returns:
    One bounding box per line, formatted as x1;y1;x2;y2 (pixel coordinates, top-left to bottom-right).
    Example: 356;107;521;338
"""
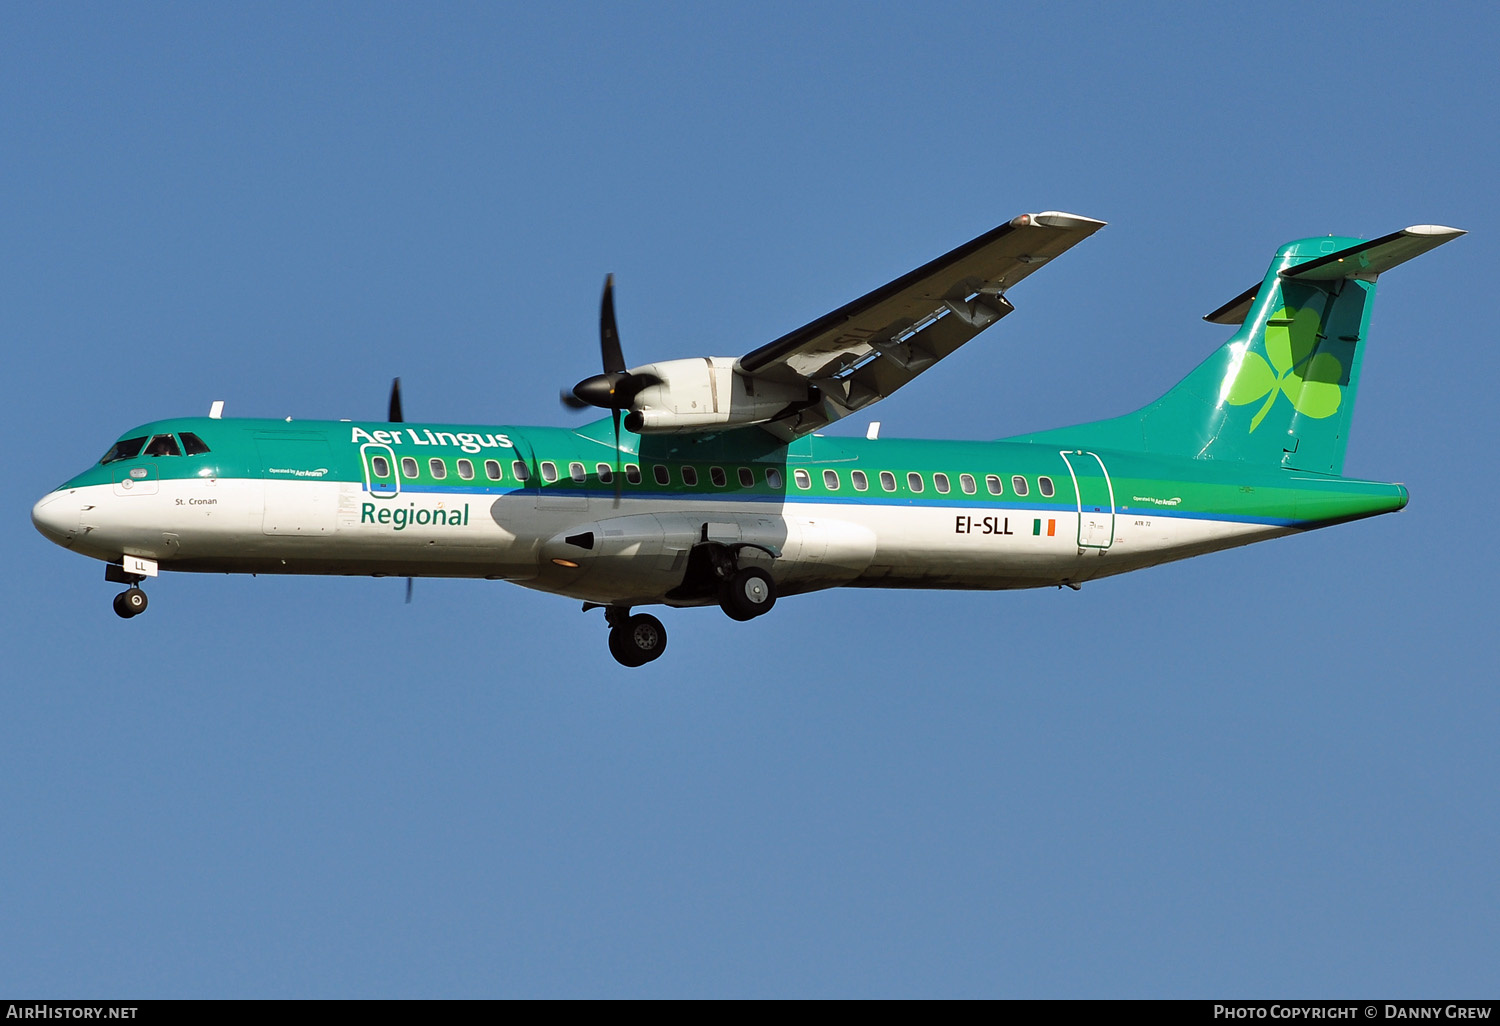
738;211;1106;439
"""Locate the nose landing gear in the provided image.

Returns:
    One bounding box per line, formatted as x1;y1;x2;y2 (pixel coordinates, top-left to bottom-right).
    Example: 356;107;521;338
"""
112;586;148;619
105;562;150;619
603;606;667;667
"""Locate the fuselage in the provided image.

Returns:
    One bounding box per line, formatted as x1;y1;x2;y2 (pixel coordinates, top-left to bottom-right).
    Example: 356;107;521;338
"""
32;414;1408;608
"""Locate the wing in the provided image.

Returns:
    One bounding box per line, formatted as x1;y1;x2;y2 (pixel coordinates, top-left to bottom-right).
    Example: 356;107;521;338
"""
738;211;1105;439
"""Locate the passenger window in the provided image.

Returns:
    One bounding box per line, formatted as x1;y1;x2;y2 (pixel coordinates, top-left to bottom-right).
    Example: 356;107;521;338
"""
851;470;868;491
934;473;951;494
1012;475;1029;497
986;474;1003;496
402;457;419;479
144;434;181;457
100;437;148;464
626;463;642;484
180;432;211;456
457;459;475;480
879;471;896;492
907;472;925;493
681;466;698;486
429;458;447;480
512;460;531;482
569;462;586;483
960;473;976;495
484;459;502;481
596;462;613;484
710;467;727;488
371;456;391;478
766;468;784;489
794;469;811;489
541;461;559;483
1039;476;1055;497
738;467;754;488
653;465;670;485
823;469;839;490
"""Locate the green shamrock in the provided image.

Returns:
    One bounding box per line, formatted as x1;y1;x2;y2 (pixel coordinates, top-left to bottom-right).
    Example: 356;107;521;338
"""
1226;305;1344;431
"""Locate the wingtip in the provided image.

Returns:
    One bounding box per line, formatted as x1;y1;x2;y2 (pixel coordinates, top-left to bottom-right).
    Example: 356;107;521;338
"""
1013;210;1108;231
1402;224;1466;238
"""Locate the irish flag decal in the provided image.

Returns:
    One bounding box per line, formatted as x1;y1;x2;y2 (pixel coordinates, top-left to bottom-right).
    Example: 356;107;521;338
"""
1032;518;1056;537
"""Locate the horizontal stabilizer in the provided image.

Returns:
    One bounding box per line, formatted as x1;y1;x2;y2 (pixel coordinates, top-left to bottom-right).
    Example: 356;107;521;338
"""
1285;224;1466;280
1203;283;1261;326
1204;224;1466;324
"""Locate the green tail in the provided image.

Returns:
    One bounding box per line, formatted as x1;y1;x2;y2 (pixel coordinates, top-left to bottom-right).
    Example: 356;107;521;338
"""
1012;226;1463;475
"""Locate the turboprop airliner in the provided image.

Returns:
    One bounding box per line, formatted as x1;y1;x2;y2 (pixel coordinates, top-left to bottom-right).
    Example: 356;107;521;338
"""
32;212;1462;665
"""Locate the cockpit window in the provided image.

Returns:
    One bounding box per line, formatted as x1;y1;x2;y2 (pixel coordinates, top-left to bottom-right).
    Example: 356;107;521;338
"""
100;437;148;464
144;434;182;457
180;432;211;456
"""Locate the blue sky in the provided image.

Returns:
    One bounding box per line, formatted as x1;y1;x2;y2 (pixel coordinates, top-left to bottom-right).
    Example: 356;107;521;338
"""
4;2;1497;997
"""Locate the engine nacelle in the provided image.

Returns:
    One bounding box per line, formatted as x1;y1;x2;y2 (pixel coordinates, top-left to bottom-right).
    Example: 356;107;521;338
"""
621;357;810;434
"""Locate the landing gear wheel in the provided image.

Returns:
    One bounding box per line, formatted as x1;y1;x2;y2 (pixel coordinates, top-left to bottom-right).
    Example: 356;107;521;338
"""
720;567;775;621
113;587;147;619
608;613;667;667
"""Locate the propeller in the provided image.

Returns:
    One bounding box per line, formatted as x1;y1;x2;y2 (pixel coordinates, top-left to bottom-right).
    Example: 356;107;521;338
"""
388;377;412;598
562;275;662;416
560;275;661;504
389;377;404;423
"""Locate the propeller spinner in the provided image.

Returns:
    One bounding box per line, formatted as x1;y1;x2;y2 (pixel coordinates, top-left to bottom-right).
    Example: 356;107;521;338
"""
562;275;661;414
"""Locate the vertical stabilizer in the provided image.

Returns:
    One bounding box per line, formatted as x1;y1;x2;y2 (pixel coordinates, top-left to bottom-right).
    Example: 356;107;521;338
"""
1010;226;1463;474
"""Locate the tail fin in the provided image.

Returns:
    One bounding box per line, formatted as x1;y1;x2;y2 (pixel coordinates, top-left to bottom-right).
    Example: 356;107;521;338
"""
1013;225;1464;474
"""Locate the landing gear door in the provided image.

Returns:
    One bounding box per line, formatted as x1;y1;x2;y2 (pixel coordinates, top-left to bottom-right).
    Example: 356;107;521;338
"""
1061;450;1115;549
360;443;399;499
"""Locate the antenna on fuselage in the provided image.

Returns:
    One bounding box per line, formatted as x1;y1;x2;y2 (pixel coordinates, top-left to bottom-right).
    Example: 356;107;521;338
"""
209;400;224;419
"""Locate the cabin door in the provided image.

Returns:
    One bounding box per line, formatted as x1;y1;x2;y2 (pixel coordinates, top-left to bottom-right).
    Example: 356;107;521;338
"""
1060;450;1115;550
359;443;399;499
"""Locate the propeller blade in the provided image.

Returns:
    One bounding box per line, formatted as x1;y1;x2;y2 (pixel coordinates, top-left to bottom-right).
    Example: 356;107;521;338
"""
600;274;624;374
612;409;623;506
405;577;413;604
389;377;404;423
565;277;663;417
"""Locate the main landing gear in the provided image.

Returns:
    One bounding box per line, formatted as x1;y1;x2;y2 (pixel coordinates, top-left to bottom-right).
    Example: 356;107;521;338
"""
719;566;775;621
674;538;779;622
591;538;780;667
604;606;668;668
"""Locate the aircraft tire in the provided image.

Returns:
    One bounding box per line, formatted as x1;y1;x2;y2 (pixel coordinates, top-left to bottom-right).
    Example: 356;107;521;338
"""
609;613;666;667
114;588;147;618
720;567;775;621
607;625;639;666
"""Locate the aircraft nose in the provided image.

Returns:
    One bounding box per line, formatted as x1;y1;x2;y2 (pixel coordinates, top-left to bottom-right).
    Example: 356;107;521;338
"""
32;490;81;547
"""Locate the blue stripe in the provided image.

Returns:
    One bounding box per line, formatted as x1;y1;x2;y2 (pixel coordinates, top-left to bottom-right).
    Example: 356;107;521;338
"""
363;483;1306;528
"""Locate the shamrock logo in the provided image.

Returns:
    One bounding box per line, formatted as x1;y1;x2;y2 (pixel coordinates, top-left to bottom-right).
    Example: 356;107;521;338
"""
1225;305;1344;431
